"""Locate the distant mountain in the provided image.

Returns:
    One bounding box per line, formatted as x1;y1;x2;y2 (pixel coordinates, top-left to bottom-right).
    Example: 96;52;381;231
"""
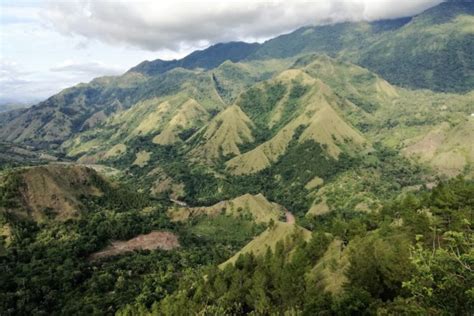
0;1;471;150
0;103;28;113
252;1;474;92
129;41;260;76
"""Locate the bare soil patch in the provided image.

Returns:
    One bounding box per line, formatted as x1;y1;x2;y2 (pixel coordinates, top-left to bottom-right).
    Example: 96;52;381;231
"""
285;211;295;224
90;231;179;260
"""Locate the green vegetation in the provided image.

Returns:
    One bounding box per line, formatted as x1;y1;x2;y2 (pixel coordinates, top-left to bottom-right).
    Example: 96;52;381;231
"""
118;177;474;315
0;2;472;314
252;2;474;92
0;168;265;315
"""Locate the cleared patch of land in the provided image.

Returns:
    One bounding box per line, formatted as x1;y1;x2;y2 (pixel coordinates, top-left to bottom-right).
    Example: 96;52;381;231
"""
90;231;179;260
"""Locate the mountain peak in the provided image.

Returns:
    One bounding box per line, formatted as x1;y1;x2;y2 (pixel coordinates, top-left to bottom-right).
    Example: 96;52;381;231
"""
128;41;260;76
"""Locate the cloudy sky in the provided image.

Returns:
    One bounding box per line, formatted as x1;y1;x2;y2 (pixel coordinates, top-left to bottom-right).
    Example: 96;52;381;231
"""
0;0;443;105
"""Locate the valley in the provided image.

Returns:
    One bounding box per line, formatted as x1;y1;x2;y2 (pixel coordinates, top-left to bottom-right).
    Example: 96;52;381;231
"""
0;1;473;315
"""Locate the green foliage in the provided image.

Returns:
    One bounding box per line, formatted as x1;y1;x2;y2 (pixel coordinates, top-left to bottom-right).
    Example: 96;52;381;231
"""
0;186;263;315
238;81;287;128
345;232;413;301
130;42;260;76
253;2;474;92
402;231;474;314
137;231;332;315
1;171;472;315
88;173;150;211
188;214;265;250
0;171;23;208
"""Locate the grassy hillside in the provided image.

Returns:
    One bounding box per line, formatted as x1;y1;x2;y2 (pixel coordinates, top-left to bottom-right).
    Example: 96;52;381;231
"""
1;2;472;151
53;55;470;220
0;164;107;221
220;221;311;267
168;193;284;223
187;105;255;162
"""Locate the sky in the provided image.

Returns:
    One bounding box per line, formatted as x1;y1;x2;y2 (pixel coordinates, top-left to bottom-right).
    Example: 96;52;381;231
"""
0;0;444;105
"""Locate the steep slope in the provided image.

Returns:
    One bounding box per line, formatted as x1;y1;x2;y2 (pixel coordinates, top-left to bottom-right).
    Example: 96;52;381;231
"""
1;1;471;151
64;94;216;162
226;68;369;175
61;59;287;162
0;65;226;150
357;1;474;92
220;221;311;267
187;105;255;161
403;116;474;177
152;99;210;145
0;164;107;222
251;1;474;92
129;42;260;76
167;193;284;223
0;72;147;148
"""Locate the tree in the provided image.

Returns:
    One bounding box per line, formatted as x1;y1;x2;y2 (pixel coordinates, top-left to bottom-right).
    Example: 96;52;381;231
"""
403;231;474;314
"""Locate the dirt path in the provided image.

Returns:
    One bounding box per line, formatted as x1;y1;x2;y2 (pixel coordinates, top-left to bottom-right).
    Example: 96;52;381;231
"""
170;198;188;207
285;211;295;224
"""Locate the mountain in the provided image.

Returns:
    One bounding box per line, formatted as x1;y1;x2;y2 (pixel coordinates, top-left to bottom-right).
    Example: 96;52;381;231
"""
187;105;255;161
0;164;107;222
0;103;27;113
129;41;260;76
225;68;370;175
252;1;474;92
1;1;474;315
0;2;471;150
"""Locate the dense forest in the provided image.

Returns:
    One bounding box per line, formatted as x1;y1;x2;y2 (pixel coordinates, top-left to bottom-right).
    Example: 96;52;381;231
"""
1;175;472;315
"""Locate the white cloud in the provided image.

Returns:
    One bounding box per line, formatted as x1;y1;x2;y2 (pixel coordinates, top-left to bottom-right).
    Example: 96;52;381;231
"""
0;57;122;104
41;0;444;51
0;0;445;104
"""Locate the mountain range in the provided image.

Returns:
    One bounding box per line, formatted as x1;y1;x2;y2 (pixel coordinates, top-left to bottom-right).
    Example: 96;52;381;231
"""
0;1;473;315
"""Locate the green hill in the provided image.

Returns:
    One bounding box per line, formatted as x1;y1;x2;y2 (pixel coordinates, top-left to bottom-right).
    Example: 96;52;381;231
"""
251;1;474;92
220;221;311;267
0;164;106;222
129;42;260;76
1;1;473;315
167;193;284;223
